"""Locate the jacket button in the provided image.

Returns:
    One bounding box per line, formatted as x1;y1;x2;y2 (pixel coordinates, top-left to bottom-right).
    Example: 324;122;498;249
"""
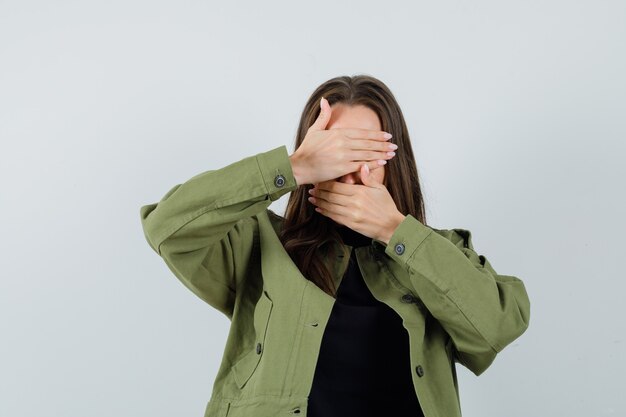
274;174;286;187
394;243;405;255
415;365;425;377
256;342;262;354
401;293;415;303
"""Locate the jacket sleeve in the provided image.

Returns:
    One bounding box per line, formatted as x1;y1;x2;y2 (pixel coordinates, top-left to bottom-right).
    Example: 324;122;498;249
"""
139;145;297;319
376;215;531;376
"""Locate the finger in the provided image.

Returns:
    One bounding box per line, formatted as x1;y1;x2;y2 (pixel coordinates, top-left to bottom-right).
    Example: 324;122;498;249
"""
312;197;349;219
309;188;350;207
308;97;332;131
314;205;347;226
316;180;359;196
348;160;387;173
348;150;396;162
314;179;334;189
359;162;382;188
341;128;393;141
348;138;399;152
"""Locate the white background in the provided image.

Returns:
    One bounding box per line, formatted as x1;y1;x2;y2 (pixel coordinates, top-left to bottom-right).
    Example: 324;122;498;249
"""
1;1;625;416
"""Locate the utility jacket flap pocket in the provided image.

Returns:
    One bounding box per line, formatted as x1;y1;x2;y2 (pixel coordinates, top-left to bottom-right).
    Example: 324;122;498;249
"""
232;290;273;389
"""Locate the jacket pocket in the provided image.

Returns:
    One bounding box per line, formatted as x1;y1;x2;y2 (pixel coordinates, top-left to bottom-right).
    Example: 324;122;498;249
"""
232;289;273;389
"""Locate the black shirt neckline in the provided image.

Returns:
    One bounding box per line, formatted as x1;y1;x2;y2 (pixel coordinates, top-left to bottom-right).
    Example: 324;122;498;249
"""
336;225;372;248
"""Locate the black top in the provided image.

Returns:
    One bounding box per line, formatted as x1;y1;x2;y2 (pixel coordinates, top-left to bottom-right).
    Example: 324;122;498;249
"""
307;225;424;416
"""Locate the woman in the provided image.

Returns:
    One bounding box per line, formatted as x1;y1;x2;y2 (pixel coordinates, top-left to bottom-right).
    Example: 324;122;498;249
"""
140;75;531;417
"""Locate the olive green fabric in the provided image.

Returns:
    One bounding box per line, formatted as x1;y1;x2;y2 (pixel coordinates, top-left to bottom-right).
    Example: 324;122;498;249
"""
139;145;531;417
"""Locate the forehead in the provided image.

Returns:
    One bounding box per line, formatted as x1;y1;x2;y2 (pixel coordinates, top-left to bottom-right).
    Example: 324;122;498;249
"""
326;104;381;131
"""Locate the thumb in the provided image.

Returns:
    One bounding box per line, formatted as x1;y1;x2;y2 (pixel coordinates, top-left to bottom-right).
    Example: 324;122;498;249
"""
309;96;332;131
360;163;381;188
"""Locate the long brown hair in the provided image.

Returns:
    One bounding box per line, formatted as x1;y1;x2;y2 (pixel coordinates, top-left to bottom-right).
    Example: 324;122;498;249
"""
278;74;427;298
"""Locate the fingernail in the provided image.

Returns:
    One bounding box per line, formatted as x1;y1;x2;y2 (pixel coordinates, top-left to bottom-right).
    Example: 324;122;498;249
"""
387;151;396;157
383;132;392;139
388;143;398;150
378;160;387;165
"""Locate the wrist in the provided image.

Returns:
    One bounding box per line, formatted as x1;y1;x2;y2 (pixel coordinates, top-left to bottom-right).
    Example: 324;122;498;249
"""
288;153;308;186
289;152;312;185
379;211;406;245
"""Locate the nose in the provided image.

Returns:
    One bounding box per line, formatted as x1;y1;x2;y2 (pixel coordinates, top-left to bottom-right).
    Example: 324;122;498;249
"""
338;172;360;184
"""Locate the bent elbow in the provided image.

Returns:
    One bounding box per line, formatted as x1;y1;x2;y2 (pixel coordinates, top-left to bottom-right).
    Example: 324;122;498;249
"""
492;279;531;352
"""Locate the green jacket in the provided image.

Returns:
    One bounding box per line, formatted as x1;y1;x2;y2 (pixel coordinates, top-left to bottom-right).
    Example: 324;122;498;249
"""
139;145;531;417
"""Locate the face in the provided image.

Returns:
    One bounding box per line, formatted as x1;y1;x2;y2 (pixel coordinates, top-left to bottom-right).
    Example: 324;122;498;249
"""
326;103;386;186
